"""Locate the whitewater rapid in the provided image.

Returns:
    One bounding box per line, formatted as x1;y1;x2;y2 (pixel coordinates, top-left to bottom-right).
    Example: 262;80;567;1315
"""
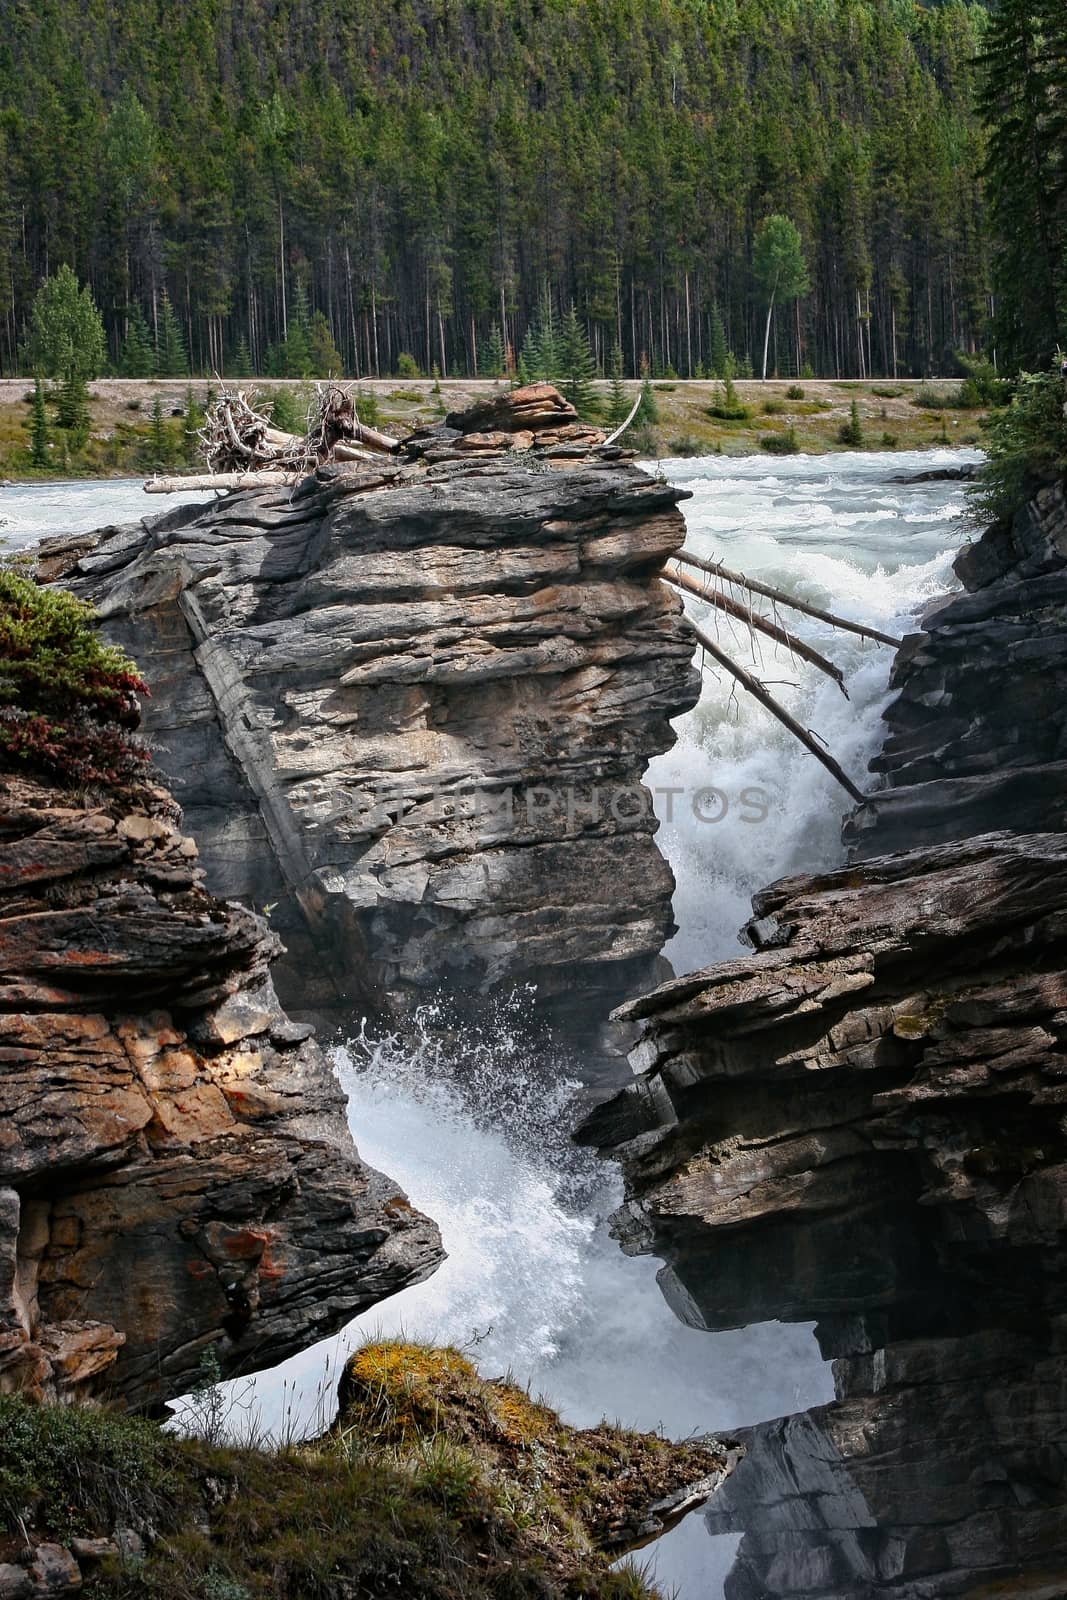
5;451;977;1598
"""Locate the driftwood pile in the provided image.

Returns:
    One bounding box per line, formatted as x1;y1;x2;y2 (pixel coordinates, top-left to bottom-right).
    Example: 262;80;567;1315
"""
148;385;402;493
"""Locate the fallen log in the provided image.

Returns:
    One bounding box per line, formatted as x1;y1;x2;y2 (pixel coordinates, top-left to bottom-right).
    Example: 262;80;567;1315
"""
664;564;848;696
602;388;644;447
672;547;901;648
144;471;300;494
682;614;865;805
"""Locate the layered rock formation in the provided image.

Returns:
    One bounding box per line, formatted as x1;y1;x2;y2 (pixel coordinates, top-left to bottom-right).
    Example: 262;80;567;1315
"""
846;476;1067;855
580;480;1067;1595
0;773;441;1411
41;404;699;1032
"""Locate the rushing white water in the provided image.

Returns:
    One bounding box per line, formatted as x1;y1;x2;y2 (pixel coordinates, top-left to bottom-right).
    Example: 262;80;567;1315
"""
11;455;976;1598
0;477;214;553
647;448;978;969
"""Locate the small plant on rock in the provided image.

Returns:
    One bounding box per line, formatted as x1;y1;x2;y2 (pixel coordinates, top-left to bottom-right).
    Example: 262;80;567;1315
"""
0;572;150;788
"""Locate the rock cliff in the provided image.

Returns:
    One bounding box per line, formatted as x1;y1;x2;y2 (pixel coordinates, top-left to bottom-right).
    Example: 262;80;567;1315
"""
846;476;1067;855
41;417;699;1035
579;480;1067;1595
0;772;442;1412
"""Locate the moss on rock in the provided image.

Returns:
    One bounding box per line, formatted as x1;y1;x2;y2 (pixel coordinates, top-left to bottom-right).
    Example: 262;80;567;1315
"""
0;1342;735;1599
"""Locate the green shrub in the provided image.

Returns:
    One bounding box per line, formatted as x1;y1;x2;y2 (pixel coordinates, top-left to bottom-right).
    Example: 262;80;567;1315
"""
762;399;784;414
0;1396;179;1542
760;427;800;455
871;384;904;399
0;572;149;787
969;365;1067;524
786;384;805;400
355;386;383;428
666;434;703;456
880;431;898;448
267;386;307;435
396;352;420;378
837;399;865;447
707;376;749;421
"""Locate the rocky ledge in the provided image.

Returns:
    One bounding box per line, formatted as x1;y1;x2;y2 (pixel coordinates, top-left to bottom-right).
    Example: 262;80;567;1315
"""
0;773;441;1411
579;478;1067;1595
846;476;1067;856
40;391;699;1036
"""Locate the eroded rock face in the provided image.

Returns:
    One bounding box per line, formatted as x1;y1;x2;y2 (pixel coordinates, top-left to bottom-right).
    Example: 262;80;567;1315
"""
0;774;442;1410
580;481;1067;1595
846;478;1067;856
43;451;699;1034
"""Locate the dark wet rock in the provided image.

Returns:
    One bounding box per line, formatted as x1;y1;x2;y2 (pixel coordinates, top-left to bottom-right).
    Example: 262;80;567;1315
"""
43;455;699;1035
581;478;1067;1595
846;478;1067;856
0;774;442;1411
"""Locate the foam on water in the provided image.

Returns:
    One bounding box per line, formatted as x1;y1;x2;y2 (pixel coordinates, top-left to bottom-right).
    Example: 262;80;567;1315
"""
0;477;212;553
647;449;975;969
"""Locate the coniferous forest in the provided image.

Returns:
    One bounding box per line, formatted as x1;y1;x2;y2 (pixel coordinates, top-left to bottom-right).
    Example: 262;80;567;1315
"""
0;0;1032;382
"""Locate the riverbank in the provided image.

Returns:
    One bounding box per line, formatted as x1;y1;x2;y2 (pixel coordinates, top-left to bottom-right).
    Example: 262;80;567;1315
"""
0;376;986;482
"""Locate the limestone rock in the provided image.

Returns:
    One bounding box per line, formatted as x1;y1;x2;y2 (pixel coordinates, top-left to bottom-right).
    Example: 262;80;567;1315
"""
46;456;699;1034
0;774;442;1410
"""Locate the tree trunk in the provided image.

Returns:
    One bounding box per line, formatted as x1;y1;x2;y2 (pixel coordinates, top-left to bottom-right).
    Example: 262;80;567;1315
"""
761;289;776;380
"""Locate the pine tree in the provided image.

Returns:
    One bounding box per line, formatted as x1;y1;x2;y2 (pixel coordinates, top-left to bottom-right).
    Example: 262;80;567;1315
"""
978;0;1067;367
156;291;188;377
120;303;155;378
606;344;629;426
146;394;170;466
269;387;306;435
635;377;659;426
55;371;90;439
28;378;49;466
228;336;253;378
708;304;729;379
182;387;205;466
558;303;599;419
480;323;506;378
308;312;343;376
520;289;561;381
282;283;314;377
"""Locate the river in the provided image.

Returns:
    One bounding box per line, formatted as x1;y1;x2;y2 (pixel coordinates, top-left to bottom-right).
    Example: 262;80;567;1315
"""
2;450;979;1597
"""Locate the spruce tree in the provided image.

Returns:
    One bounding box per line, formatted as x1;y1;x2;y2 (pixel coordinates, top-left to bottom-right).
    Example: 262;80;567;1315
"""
708;304;729;379
146;394;170;467
228;336;253;378
520;289;561;382
269;387;306;435
183;387;205;466
55;370;90;439
559;303;599;418
28;378;49;467
635;377;659;426
978;0;1067;367
282;283;314;377
120;304;155;378
308;311;343;376
606;344;629;426
480;323;506;378
156;291;188;377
